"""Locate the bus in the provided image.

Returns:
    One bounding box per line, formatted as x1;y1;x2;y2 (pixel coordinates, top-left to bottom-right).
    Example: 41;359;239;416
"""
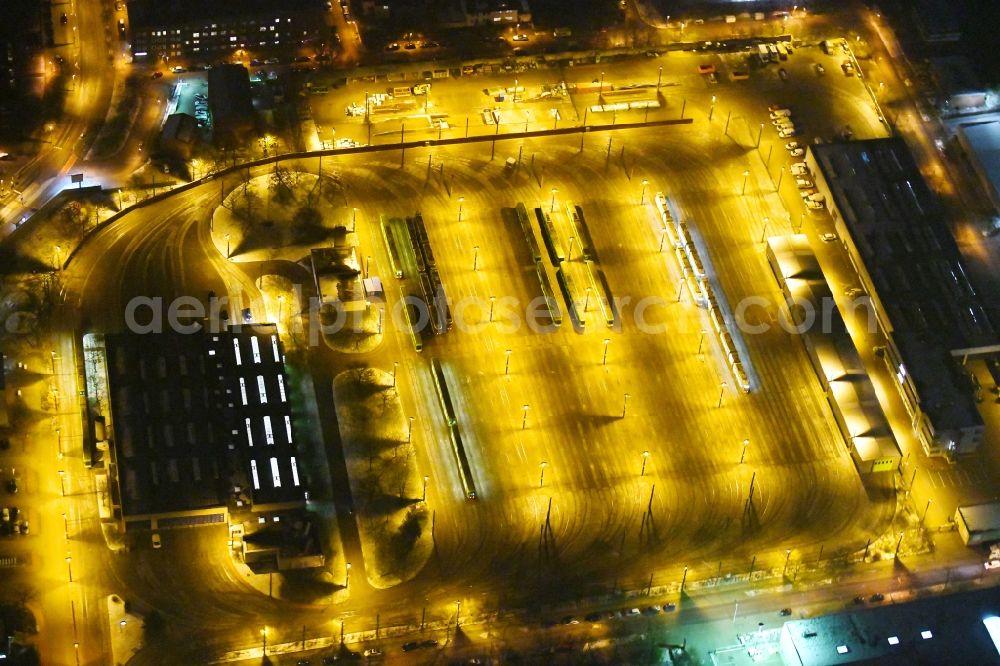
776;42;788;60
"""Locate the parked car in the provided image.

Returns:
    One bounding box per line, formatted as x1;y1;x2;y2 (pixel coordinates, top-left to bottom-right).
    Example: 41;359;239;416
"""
819;232;837;242
815;63;826;75
790;147;806;157
768;104;791;113
805;200;825;210
402;642;419;652
870;593;885;603
778;128;799;138
779;608;792;616
151;532;161;549
778;68;789;81
584;611;603;622
795;178;813;188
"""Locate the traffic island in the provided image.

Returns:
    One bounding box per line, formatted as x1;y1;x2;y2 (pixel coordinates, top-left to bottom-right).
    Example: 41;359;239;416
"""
209;170;351;262
332;367;432;588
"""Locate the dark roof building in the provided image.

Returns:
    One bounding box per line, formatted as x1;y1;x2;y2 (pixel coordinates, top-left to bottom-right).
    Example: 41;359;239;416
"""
780;586;1000;665
208;64;255;144
159;112;200;159
126;0;327;62
911;0;966;44
806;138;996;458
102;324;307;530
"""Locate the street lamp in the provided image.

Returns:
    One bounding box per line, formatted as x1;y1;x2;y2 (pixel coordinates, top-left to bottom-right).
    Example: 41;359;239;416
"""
352;207;358;230
59;469;66;496
261;627;267;656
66;555;73;582
602;338;611;366
277;294;285;323
522;404;530;430
598;71;605;97
621;392;630;418
757;122;764;148
345;562;352;590
539;460;548;487
473;245;479;272
392;361;398;388
760;216;769;243
640;178;649;204
455;599;462;627
407;416;415;443
741;438;749;464
717;381;727;408
777;165;785;190
224;233;231;258
550;187;558;212
458;196;465;222
709;95;716;121
783;548;792;576
641;450;649;476
489;295;496;322
504;349;512;376
584;287;592;313
422;475;429;501
741;170;750;196
657;65;663;90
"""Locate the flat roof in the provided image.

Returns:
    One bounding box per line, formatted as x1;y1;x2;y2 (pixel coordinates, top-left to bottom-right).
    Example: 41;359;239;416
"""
106;326;306;518
781;585;1000;665
958;122;1000;207
958;501;1000;533
127;0;324;29
811;138;992;433
106;333;229;517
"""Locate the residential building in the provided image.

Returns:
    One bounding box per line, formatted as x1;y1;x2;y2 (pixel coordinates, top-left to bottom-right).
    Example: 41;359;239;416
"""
126;0;327;62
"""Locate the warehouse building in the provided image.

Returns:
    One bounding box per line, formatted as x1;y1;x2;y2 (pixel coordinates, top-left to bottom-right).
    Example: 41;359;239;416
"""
807;138;997;458
98;324;307;531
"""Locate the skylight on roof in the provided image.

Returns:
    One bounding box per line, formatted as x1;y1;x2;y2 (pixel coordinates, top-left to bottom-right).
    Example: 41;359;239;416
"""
836;645;849;655
921;630;933;640
888;636;899;646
